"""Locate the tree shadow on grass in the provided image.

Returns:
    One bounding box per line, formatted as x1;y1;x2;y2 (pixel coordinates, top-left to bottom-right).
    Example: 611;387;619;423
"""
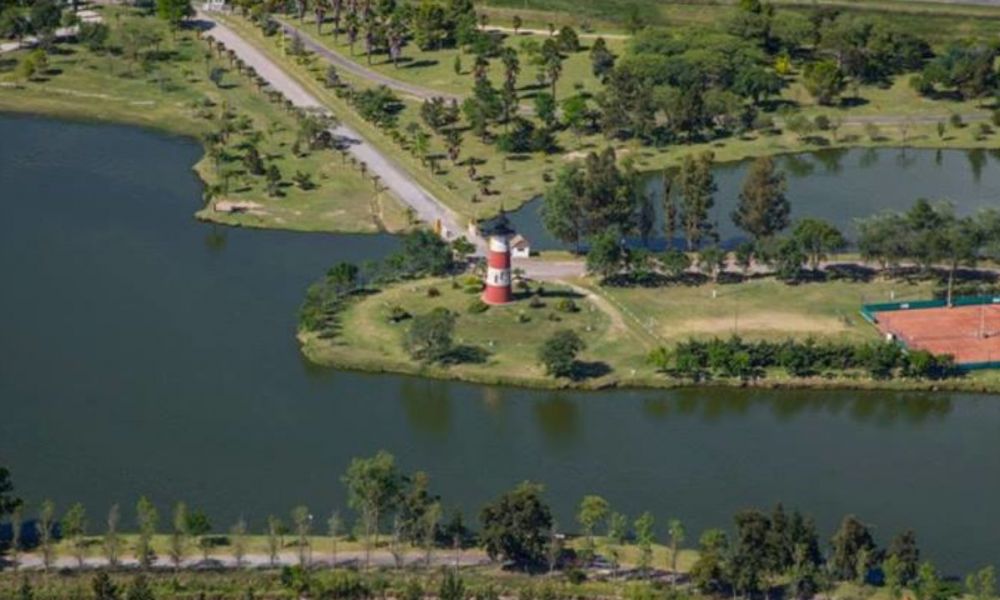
569;360;612;381
402;59;438;69
442;344;490;365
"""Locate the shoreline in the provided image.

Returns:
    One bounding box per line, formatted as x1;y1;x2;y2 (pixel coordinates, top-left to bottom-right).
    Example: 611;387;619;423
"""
298;332;1000;396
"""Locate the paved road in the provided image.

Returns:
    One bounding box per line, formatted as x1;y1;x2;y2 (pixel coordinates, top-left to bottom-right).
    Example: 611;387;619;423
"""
198;11;477;246
9;548;489;571
278;18;463;103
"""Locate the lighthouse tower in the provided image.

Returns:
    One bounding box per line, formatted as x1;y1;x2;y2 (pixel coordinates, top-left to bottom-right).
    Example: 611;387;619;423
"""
481;212;516;305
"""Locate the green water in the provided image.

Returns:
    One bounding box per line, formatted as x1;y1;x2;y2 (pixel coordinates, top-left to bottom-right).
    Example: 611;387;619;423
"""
1;114;999;573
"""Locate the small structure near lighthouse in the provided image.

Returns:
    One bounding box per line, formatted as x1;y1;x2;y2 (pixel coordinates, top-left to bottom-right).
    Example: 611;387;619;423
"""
481;211;516;305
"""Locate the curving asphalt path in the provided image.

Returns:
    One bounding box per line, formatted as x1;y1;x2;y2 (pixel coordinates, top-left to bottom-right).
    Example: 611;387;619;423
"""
277;19;464;103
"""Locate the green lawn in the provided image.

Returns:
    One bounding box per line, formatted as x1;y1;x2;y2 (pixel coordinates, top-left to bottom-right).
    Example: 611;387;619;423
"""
282;14;624;101
0;7;408;235
594;274;937;347
300;276;635;388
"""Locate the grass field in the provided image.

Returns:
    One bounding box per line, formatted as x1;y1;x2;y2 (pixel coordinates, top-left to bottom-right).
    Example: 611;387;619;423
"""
593;275;936;346
281;14;624;101
299;276;641;388
300;268;1000;391
0;7;408;235
480;0;1000;43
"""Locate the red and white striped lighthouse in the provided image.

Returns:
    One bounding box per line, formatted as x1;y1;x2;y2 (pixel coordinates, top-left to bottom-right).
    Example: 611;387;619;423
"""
481;212;516;305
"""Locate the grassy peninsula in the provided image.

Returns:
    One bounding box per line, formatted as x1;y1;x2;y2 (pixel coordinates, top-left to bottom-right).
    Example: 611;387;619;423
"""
0;5;409;235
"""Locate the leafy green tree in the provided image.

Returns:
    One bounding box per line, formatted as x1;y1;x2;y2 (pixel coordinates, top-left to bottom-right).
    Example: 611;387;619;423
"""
733;156;789;242
678;152;717;250
156;0;192;32
690;529;730;593
342;450;404;568
62;502;88;568
589;36;615;81
802;60;846;105
230;516;247;568
634;512;655;575
401;229;454;276
888;530;920;585
534;92;557;130
792;219;845;271
0;466;20;522
668;519;686;584
731;510;770;597
916;562;943;600
607;512;629;574
291;505;311;567
266;515;284;567
186;509;212;561
169;502;189;569
541;165;585;251
538;329;586;378
135;497;159;570
577;495;609;560
884;554;905;600
29;0;61;36
966;566;997;600
37;500;55;571
585;230;625;280
698;246;727;283
830;515;877;581
541;38;563;98
405;308;457;363
479;481;553;569
266;164;283;197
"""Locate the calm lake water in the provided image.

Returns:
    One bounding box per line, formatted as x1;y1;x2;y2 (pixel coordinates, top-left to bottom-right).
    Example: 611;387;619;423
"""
511;146;1000;250
2;114;1000;573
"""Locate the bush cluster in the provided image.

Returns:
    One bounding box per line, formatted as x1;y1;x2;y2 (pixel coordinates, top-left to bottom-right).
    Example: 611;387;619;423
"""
650;336;961;381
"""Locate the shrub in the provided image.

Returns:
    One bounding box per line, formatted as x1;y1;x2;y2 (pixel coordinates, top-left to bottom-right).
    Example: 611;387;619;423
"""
516;311;531;323
529;294;546;309
950;113;964;128
814;115;830;131
538;329;586;378
467;299;489;314
387;305;411;323
427;286;441;298
555;298;579;313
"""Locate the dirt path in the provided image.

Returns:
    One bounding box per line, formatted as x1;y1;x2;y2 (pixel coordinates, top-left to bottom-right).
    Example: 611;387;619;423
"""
198;11;477;246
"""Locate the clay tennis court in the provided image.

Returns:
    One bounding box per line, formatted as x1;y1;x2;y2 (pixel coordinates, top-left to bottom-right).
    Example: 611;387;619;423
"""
873;303;1000;365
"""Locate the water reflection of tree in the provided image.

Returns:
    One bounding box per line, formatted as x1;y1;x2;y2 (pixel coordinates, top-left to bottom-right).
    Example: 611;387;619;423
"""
782;154;816;178
895;148;917;170
533;396;580;446
204;225;227;253
859;148;880;169
400;379;452;438
966;149;986;184
638;390;952;426
813;148;849;174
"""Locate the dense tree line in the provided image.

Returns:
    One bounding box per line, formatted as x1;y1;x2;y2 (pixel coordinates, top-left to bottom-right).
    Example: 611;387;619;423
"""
298;229;460;336
858;200;1000;305
648;336;961;382
3;459;997;600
